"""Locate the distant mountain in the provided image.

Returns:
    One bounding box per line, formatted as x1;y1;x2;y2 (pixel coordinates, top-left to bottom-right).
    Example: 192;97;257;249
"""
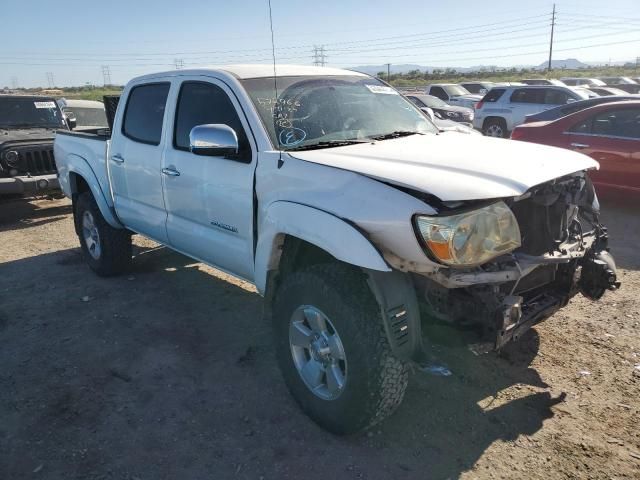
534;58;590;70
349;58;599;76
347;64;429;75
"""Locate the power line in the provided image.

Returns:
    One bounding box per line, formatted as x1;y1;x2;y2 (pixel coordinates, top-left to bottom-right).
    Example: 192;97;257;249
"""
2;13;553;59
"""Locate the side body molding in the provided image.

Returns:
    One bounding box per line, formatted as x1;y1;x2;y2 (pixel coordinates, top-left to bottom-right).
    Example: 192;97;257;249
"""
64;154;124;229
254;201;390;294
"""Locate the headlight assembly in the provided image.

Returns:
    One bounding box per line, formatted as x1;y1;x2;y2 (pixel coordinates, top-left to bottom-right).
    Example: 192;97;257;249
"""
415;201;521;267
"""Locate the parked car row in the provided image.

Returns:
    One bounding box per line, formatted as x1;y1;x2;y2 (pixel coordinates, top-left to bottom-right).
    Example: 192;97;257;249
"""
512;100;640;202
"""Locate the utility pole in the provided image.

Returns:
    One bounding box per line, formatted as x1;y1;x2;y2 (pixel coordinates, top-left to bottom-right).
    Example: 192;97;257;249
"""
46;72;54;88
312;45;327;66
174;58;184;70
101;65;112;87
548;3;556;72
385;63;391;82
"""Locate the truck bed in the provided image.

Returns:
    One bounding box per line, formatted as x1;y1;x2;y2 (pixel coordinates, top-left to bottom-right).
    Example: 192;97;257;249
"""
54;128;111;203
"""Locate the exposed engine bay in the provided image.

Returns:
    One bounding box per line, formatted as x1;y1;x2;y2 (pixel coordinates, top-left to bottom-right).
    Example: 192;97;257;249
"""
414;172;621;350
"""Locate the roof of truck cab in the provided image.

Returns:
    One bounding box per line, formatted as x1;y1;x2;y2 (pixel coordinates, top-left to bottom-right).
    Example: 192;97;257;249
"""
131;64;368;82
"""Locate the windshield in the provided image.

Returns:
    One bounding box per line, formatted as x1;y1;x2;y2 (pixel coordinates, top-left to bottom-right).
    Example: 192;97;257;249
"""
241;75;436;150
63;106;108;128
419;95;448;108
443;85;471;96
0;97;65;128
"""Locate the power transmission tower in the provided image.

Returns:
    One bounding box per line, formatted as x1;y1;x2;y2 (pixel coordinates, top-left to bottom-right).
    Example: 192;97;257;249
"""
312;45;327;66
548;3;556;72
101;65;112;86
11;76;18;89
385;63;391;81
174;58;184;70
46;72;54;88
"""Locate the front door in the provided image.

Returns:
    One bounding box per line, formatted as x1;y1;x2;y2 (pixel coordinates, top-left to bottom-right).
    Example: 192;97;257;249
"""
161;78;257;281
109;82;171;243
568;106;640;197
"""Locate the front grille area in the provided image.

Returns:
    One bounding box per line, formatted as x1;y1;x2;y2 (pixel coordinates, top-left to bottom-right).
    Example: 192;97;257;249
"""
16;147;57;175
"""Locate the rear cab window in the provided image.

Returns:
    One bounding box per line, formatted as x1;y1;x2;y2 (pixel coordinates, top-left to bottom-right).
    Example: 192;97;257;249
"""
122;83;170;145
429;86;448;100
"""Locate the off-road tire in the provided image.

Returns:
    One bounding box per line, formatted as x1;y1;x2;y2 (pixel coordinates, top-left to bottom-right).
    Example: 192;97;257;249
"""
75;191;132;276
273;263;408;434
483;117;508;138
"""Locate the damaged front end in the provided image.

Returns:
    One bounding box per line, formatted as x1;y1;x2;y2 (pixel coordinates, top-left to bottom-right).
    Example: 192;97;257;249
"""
414;172;620;351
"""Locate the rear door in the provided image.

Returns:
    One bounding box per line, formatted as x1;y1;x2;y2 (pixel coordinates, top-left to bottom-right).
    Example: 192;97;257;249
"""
509;88;547;127
568;107;639;196
109;82;171;242
161;78;257;281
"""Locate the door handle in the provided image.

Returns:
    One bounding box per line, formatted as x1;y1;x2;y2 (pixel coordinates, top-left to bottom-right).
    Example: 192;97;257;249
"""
161;167;180;177
110;154;125;163
570;143;590;149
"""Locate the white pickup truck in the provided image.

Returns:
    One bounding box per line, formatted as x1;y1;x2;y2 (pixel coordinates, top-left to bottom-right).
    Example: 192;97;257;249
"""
54;65;620;434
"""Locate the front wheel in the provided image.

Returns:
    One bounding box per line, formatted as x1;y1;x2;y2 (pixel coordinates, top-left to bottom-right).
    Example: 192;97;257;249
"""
75;191;132;276
483;118;508;138
273;263;408;434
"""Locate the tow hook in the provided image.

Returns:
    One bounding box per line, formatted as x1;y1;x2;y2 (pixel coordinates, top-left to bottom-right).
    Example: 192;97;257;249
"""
579;250;621;300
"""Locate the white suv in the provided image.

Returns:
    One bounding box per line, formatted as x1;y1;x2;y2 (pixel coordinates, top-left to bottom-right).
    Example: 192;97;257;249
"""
425;84;483;109
473;85;591;137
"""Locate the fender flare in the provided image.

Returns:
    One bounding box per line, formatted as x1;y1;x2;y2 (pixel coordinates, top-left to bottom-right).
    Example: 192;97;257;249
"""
66;154;123;229
254;201;390;294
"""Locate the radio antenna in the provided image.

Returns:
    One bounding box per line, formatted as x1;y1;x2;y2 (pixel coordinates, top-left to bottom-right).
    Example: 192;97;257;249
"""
267;0;283;165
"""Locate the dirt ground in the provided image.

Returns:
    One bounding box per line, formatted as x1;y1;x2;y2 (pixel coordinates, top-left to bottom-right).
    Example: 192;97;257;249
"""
0;196;638;480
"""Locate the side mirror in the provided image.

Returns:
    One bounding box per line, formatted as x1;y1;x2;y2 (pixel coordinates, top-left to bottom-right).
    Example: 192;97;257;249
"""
189;124;238;156
566;98;576;104
421;107;435;122
65;112;77;130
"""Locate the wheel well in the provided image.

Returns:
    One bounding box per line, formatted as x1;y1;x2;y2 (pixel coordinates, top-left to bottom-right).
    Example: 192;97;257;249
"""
263;235;338;314
279;235;336;277
482;116;507;129
70;173;91;234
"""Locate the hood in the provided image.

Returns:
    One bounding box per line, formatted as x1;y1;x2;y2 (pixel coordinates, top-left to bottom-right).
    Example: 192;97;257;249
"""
451;94;483;101
0;128;57;146
288;133;598;201
435;105;473;114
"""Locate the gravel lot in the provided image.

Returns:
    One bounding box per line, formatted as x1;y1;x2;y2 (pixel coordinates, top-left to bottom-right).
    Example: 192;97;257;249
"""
1;196;638;480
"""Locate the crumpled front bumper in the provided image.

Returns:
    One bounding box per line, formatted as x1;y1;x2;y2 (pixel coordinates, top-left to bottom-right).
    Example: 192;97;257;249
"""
0;174;60;196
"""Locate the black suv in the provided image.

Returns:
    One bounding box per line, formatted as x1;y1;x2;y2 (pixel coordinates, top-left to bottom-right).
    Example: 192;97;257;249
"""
0;95;67;196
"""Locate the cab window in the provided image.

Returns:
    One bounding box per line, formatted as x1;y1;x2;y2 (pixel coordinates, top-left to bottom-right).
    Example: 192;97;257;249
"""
122;83;170;145
173;81;251;162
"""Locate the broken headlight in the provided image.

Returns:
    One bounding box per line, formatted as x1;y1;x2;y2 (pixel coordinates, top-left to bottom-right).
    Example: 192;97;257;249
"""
415;201;521;267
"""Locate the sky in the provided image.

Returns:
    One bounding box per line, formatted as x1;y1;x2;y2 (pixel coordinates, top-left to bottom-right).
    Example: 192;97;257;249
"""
1;0;639;88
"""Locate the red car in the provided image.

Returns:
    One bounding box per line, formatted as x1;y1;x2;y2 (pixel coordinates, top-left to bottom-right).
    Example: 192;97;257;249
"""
511;101;640;203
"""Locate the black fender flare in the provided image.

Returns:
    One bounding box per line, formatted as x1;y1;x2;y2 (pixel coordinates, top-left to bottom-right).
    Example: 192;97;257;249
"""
364;268;427;363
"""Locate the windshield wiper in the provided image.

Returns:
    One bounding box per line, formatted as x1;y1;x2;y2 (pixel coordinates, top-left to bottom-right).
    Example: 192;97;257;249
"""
368;131;423;141
286;139;370;151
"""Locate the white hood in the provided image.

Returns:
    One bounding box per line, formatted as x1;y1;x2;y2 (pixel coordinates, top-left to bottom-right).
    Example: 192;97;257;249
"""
288;133;598;201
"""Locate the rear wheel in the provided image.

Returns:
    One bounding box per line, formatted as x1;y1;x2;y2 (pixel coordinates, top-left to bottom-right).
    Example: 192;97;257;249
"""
273;263;408;434
75;191;132;276
483;118;508;138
